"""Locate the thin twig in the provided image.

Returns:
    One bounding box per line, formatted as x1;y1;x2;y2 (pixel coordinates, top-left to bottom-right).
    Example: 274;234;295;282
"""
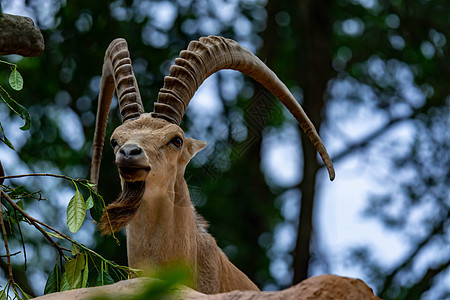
0;59;17;67
326;110;420;167
0;251;21;257
0;189;65;258
0;173;136;274
30;212;138;274
0;160;4;185
0;173;91;185
12;208;27;270
0;172;124;244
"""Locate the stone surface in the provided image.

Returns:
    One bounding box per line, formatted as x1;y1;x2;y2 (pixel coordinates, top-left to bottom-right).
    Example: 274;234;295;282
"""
0;13;45;57
33;274;380;300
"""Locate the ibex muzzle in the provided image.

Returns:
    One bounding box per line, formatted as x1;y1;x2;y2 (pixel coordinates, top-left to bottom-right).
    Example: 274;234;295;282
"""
115;143;151;181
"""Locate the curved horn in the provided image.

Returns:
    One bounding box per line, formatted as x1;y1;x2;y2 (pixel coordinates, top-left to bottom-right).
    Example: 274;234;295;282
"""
152;36;335;180
90;38;144;187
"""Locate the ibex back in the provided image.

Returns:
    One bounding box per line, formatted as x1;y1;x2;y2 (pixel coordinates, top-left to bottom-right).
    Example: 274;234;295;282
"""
90;36;334;294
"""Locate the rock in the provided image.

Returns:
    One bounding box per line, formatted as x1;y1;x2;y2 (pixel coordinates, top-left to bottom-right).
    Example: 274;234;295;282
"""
33;274;380;300
0;13;45;57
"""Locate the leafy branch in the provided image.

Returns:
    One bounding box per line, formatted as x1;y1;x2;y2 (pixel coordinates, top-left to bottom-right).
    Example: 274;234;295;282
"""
0;60;30;151
1;173;137;298
0;60;24;91
0;173;116;239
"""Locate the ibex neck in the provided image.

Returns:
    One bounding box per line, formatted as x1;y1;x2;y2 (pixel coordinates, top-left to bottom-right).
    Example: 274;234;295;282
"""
126;174;198;269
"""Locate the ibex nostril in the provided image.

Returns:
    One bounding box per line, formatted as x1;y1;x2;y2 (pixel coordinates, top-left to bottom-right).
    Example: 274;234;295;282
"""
119;144;143;158
129;147;142;156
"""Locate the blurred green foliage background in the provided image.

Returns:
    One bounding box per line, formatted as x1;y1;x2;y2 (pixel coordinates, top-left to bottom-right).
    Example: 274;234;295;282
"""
0;0;449;299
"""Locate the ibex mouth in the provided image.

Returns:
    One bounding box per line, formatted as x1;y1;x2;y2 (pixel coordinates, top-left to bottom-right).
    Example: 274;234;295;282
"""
117;164;151;182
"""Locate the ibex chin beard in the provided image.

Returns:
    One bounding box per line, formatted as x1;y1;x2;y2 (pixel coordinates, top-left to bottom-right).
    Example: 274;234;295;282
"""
98;181;146;235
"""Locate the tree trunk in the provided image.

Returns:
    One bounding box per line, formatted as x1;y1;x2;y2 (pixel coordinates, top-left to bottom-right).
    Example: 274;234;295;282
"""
258;0;335;284
290;0;334;284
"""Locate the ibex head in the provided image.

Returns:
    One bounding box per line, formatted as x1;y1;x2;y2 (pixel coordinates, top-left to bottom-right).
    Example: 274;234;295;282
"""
109;115;206;184
91;36;334;234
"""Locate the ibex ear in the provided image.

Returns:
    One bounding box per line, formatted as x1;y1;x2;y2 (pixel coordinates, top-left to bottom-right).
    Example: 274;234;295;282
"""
185;138;207;159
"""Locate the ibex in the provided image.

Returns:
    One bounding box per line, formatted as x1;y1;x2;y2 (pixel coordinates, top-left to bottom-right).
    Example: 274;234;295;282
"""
90;36;335;294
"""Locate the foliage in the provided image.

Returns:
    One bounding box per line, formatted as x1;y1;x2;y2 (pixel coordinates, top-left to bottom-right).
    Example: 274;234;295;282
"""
0;60;30;150
1;173;137;299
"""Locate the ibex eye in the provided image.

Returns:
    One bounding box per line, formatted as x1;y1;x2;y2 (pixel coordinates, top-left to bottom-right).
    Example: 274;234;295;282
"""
170;137;183;149
110;139;118;148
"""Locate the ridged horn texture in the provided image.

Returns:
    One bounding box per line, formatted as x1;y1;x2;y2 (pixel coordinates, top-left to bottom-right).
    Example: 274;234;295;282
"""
152;36;335;180
90;38;144;186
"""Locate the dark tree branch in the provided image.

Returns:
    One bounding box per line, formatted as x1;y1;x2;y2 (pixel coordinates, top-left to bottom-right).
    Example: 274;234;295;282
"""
292;0;335;283
0;160;4;185
0;258;35;297
0;173;92;185
311;109;422;175
329;112;418;166
403;260;450;300
379;208;450;297
0;13;44;57
0;189;19;295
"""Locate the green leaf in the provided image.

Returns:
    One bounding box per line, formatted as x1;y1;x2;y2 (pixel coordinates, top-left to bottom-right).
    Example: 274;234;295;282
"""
0;287;7;300
2;198;22;224
0;122;14;150
71;243;80;256
16;102;31;131
66;187;86;233
65;254;85;289
21;291;32;300
89;193;104;222
85;195;94;210
94;270;114;287
81;256;89;288
60;273;71;291
45;231;65;240
9;68;23;91
11;200;24;223
16;200;24;209
9;211;23;224
83;182;97;190
0;136;14;150
10;186;25;198
1;197;11;212
0;91;31;131
44;264;62;294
